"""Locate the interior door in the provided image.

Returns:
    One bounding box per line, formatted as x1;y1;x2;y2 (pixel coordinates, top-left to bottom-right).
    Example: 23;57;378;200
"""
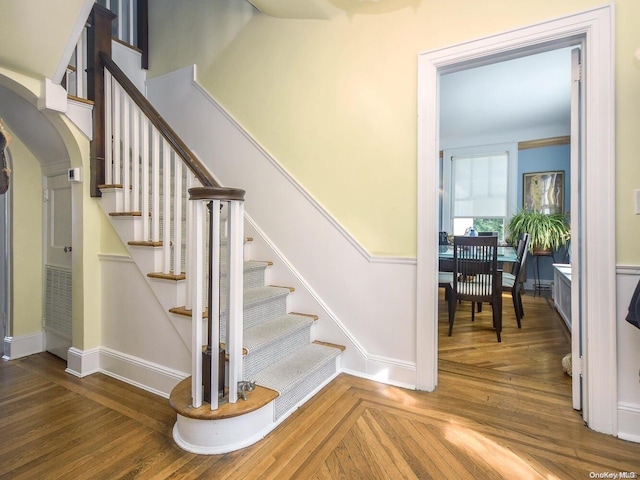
570;46;585;414
44;173;73;360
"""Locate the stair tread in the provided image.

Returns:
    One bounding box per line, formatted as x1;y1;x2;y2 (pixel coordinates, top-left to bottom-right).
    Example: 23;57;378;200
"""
243;285;291;304
169;286;291;318
252;343;341;393
244;314;313;352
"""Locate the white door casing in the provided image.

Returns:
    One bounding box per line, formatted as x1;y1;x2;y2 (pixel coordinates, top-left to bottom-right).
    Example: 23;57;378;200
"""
570;46;585;414
417;5;616;434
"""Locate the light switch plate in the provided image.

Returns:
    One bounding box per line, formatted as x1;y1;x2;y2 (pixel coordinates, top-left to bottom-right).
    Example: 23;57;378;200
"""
635;190;640;214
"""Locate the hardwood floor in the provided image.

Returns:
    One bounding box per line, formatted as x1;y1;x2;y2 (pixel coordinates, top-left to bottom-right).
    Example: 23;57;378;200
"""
1;292;639;479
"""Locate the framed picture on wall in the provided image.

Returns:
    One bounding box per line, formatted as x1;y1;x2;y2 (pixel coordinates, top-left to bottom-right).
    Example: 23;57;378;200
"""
523;170;564;214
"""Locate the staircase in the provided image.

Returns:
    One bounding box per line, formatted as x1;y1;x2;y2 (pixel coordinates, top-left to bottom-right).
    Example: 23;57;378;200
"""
93;52;343;454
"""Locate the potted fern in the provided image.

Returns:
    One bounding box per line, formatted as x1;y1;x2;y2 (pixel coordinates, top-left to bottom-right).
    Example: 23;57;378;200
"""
506;210;570;254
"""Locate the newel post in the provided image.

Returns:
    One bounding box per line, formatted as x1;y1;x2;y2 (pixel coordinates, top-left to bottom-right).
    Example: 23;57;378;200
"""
188;186;246;409
86;4;116;197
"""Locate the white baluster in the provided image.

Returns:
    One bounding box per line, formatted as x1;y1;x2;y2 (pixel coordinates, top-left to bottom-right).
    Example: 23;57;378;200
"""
227;200;244;404
122;94;131;212
151;129;160;243
185;174;194;311
162;140;171;274
209;200;221;410
104;70;113;186
141;117;150;241
173;161;183;276
113;83;121;186
131;105;140;214
191;199;204;408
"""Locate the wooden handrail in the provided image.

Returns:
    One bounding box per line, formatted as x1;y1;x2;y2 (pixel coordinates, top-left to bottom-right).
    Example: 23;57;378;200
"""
189;186;246;202
99;51;218;189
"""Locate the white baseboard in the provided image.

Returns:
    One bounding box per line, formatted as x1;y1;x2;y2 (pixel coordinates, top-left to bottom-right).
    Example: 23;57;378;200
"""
2;332;44;360
618;402;640;443
342;353;417;390
99;347;188;398
65;346;188;398
66;346;100;377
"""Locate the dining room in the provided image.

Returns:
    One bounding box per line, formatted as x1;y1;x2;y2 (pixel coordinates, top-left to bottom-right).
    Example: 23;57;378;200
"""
437;46;574;386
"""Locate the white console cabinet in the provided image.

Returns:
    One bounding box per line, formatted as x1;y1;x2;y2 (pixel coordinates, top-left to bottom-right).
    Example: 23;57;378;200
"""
552;264;571;331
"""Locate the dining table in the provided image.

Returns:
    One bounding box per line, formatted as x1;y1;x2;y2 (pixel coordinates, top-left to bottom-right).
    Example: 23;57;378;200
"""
438;244;519;264
438;244;519;276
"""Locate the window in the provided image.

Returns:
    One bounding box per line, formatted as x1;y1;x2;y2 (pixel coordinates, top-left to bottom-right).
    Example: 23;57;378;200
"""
441;144;517;242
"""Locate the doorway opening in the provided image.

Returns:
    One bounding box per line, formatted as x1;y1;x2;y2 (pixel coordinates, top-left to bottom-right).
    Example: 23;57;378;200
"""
416;5;615;435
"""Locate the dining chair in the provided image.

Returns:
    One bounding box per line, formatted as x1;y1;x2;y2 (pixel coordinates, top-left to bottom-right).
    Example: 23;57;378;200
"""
500;233;530;328
447;235;502;342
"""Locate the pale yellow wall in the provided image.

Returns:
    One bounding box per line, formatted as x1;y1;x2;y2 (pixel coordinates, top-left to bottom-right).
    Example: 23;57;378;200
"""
148;0;640;260
9;134;43;336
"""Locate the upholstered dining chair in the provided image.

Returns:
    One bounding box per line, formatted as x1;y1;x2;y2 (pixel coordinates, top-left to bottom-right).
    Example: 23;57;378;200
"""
500;233;530;328
448;235;502;342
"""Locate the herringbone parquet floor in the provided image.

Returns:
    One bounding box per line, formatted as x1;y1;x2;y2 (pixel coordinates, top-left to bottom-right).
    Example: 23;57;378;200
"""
1;292;639;479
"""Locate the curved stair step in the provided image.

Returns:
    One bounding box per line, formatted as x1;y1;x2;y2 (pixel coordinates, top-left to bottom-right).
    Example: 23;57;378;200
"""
170;377;278;421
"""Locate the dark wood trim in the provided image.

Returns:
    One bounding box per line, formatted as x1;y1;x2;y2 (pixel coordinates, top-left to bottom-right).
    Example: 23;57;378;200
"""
87;4;116;197
137;0;149;69
188;186;246;202
100;52;218;188
518;136;570;150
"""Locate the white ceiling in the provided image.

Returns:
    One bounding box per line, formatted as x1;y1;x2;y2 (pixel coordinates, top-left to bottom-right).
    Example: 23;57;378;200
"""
440;47;573;147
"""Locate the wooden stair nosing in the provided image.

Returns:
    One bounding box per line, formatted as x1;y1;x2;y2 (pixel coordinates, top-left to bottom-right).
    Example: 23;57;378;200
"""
291;312;319;322
170;377;278;421
109;211;142;217
147;272;186;281
270;285;295;293
312;340;346;352
128;240;163;247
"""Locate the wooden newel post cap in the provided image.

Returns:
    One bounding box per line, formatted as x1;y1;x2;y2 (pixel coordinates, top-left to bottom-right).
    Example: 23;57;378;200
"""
188;186;245;202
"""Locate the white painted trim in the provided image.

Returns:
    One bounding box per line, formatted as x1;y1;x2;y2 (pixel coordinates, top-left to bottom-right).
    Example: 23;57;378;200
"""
173;403;275;455
2;332;44;360
66;346;100;377
66;98;93;139
53;0;95;84
417;5;616;435
98;253;133;263
616;265;640;276
618;402;640;443
99;347;188;398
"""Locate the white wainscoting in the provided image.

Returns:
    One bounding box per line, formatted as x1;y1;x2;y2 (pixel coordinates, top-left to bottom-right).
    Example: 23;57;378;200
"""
147;66;419;388
616;265;640;442
97;254;192;394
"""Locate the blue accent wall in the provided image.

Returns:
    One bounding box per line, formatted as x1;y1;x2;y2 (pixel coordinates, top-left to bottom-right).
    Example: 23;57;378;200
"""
517;143;571;285
517;144;571;213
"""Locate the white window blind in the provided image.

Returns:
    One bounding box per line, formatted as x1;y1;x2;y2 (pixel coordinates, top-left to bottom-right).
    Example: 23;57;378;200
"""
452;153;508;218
